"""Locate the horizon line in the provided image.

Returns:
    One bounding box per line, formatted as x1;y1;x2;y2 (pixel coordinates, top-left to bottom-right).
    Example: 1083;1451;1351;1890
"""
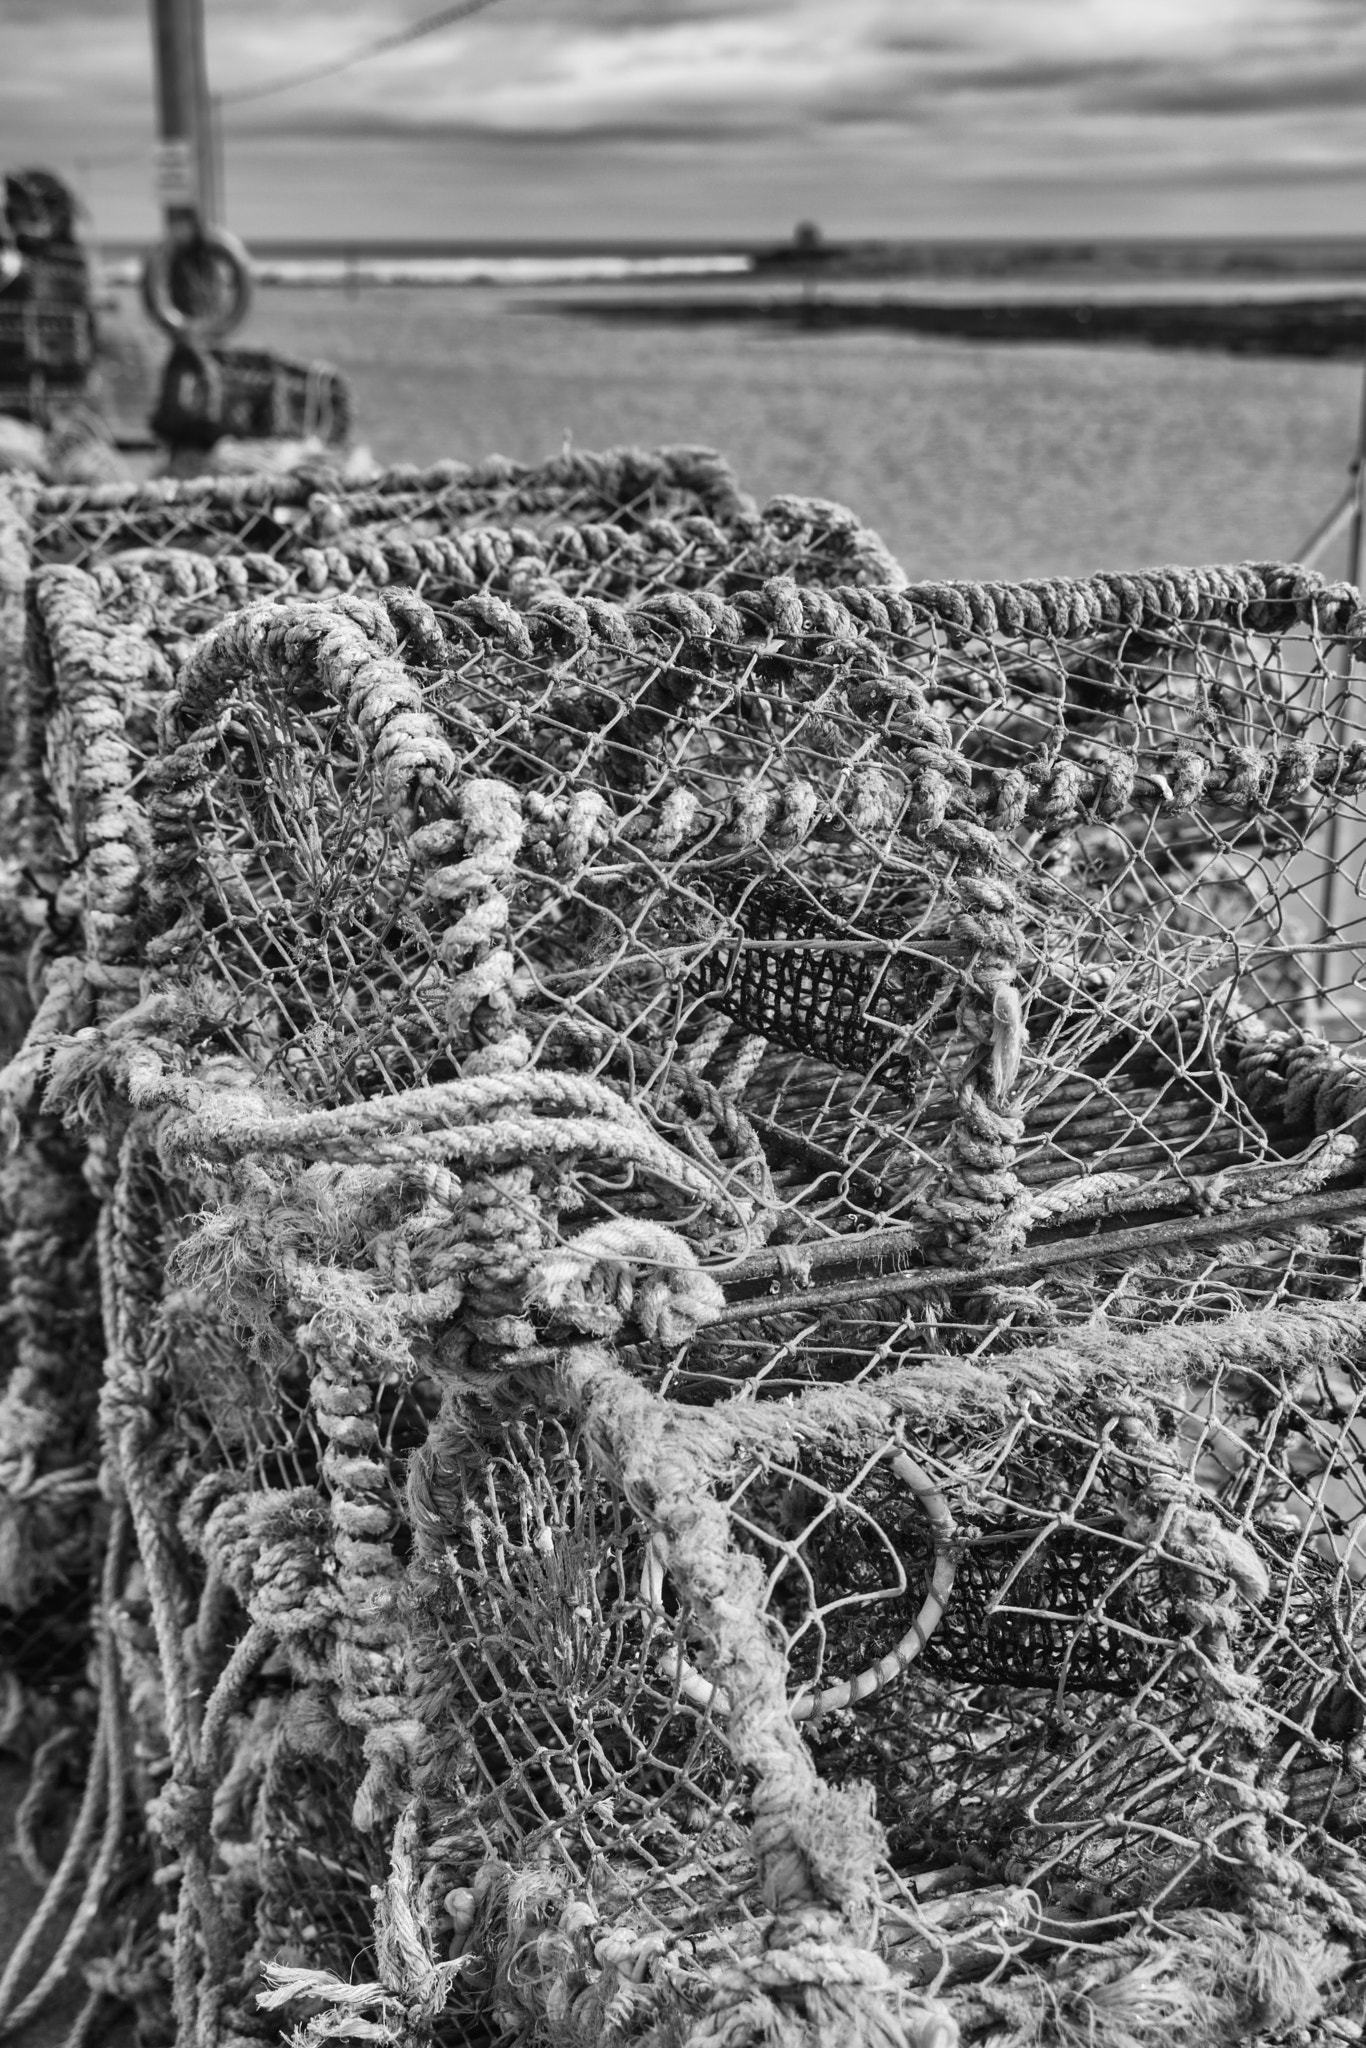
92;231;1366;258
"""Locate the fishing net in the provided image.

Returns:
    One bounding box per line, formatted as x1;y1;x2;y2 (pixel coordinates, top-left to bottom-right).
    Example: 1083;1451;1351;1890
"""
3;534;1366;2047
0;444;752;780
0;452;901;1083
4;444;757;572
0;448;897;703
0;451;907;2044
0;169;96;430
149;345;354;455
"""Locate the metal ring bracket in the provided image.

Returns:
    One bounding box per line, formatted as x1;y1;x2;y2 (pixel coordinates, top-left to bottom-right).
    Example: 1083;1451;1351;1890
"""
141;226;252;341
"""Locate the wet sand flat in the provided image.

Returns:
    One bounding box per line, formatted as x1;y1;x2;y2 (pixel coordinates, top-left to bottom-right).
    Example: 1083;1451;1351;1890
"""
209;281;1366;582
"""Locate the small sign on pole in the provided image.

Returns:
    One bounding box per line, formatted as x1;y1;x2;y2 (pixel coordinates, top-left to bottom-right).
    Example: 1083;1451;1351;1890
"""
152;139;196;210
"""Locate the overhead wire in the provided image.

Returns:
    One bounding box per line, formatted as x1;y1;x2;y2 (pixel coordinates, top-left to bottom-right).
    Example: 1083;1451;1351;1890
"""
219;0;504;108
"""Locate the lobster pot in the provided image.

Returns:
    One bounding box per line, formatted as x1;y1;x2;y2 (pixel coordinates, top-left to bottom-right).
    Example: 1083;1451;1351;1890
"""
0;302;94;376
0;451;891;1056
0;458;899;1034
4;550;1366;2045
0;460;912;1961
13;247;93;309
0;236;97;423
0;307;95;422
0;443;773;718
0;438;869;573
150;341;353;452
0;168;95;428
3;168;81;253
0;377;52;427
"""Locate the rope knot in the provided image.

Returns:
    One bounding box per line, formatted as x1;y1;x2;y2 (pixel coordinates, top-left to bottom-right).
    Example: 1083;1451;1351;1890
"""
146;1776;213;1852
532;1220;723;1346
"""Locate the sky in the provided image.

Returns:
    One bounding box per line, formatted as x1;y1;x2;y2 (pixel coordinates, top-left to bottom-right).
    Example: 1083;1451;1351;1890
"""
5;0;1366;245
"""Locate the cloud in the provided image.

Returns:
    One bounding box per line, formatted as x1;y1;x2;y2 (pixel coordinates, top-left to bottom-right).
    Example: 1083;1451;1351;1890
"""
3;0;142;19
4;0;1366;239
264;105;796;146
1095;58;1366;116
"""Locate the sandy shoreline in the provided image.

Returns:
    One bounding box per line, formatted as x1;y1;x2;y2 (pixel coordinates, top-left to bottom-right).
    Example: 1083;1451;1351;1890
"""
87;278;1366;581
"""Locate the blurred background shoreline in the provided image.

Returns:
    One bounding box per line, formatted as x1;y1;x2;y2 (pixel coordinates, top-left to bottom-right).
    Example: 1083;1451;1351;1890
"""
93;273;1366;587
86;236;1366;587
91;232;1366;306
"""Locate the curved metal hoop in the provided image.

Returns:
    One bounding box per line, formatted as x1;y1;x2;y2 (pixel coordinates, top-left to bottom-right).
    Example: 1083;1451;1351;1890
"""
141;227;253;342
640;1445;957;1722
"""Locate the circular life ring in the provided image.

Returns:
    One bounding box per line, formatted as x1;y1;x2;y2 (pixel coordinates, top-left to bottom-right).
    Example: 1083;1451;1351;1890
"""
640;1445;957;1721
141;227;253;341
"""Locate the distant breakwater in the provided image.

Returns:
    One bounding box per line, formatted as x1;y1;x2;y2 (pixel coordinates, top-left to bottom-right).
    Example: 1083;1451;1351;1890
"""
549;295;1366;360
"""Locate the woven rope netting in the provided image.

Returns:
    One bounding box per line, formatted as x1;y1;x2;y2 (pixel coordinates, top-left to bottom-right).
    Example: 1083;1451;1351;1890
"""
1;450;1366;2048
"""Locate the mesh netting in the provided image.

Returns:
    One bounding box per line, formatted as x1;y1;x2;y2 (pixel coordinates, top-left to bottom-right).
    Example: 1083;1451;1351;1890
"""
0;451;905;1263
0;442;911;580
0;445;896;779
2;477;1366;2046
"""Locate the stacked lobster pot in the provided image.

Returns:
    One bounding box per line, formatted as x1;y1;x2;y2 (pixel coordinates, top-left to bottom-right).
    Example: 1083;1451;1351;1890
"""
0;444;898;1062
1;448;1366;2048
0;170;97;429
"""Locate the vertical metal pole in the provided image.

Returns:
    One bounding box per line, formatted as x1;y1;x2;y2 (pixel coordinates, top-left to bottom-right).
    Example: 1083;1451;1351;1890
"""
148;0;208;238
187;0;217;224
209;93;225;228
1313;331;1366;1013
1348;345;1366;595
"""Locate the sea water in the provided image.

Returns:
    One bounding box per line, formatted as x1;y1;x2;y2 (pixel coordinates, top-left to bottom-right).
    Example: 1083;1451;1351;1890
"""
254;285;1366;580
108;280;1366;582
